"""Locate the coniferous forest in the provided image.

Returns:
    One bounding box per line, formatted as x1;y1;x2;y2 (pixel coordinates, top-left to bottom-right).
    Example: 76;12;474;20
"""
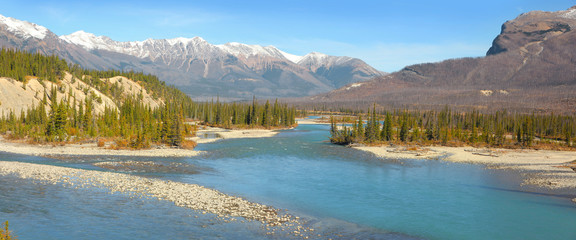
195;96;297;129
329;105;576;150
0;48;296;149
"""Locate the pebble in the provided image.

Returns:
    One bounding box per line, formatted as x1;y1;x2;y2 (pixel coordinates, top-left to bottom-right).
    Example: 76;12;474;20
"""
0;161;318;238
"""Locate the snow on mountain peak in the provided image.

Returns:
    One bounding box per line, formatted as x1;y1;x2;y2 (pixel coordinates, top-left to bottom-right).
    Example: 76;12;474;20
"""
216;42;285;59
298;52;352;66
60;30;110;50
561;8;576;19
215;42;308;63
278;50;303;63
0;14;48;40
58;29;345;67
166;36;207;46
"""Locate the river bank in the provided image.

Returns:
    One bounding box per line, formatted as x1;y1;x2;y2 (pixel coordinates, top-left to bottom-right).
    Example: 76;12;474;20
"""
0;136;203;158
355;145;576;198
0;161;317;237
190;126;281;144
0;125;284;157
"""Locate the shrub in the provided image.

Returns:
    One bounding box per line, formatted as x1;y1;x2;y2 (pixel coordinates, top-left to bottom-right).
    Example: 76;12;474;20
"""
97;138;106;148
180;140;197;150
113;138;129;150
0;221;17;240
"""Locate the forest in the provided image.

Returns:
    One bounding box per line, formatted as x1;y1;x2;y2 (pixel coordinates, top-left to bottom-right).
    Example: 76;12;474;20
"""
0;49;296;149
329;105;576;150
192;97;297;129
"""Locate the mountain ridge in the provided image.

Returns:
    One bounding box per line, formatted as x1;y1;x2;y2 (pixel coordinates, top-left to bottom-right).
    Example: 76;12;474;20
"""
304;6;576;114
0;13;382;100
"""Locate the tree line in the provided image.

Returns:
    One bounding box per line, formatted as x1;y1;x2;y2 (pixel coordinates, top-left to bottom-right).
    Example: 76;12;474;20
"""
0;48;192;107
0;48;194;148
330;105;576;149
0;48;297;148
190;97;297;129
1;85;194;149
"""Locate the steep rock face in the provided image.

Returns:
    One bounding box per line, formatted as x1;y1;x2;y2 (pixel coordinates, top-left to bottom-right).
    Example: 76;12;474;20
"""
487;7;576;55
309;6;576;113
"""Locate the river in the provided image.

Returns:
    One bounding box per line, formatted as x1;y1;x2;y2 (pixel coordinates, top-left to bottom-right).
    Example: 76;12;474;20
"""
1;123;576;239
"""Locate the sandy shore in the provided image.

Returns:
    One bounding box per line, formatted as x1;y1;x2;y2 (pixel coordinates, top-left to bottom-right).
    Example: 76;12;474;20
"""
355;145;576;191
0;126;283;157
190;126;281;144
296;118;330;125
0;137;202;158
0;161;317;237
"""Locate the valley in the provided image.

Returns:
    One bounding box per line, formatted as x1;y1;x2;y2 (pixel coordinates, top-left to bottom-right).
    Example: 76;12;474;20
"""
1;3;576;240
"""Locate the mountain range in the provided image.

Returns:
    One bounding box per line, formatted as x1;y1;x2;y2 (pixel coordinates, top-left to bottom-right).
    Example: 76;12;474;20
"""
0;14;382;100
307;6;576;114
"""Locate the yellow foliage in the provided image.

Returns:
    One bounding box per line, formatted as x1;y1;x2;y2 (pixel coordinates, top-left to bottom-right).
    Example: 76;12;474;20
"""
113;138;130;149
97;138;106;148
180;140;197;150
0;221;17;240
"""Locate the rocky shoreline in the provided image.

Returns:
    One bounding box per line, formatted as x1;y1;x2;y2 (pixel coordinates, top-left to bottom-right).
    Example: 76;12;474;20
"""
0;161;319;238
0;137;203;158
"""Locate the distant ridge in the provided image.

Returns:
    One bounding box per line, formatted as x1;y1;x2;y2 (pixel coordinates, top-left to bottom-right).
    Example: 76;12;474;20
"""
305;6;576;114
0;14;382;99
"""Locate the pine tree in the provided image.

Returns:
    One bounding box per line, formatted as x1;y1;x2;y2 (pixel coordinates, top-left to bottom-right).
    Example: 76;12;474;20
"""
382;112;393;141
262;100;271;128
250;96;258;126
357;115;364;142
399;117;408;142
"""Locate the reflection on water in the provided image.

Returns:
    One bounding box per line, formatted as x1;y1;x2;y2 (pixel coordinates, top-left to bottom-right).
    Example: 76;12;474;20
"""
197;132;221;139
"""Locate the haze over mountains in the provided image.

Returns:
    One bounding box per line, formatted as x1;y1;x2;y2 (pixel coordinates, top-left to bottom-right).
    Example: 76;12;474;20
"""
0;14;382;100
308;6;576;113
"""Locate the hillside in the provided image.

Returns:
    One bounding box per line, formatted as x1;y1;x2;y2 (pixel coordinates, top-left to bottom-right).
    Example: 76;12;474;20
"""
305;6;576;114
0;14;382;100
0;49;298;149
0;73;161;117
0;48;195;148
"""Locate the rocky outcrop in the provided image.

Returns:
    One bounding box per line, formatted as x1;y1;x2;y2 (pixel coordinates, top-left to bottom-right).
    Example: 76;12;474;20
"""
487;8;576;55
306;6;576;114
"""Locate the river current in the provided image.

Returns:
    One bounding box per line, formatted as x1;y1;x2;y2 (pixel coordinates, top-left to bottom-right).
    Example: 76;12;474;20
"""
1;123;576;239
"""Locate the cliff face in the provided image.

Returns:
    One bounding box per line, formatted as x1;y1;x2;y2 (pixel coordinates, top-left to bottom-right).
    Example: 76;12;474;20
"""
487;7;576;55
308;6;576;113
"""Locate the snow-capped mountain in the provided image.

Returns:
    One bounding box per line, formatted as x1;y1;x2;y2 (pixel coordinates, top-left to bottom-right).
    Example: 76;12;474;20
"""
61;31;226;60
0;13;382;99
0;14;48;40
59;30;372;70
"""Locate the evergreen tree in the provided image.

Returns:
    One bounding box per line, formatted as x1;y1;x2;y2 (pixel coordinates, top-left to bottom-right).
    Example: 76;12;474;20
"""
382;112;393;141
399;117;408;142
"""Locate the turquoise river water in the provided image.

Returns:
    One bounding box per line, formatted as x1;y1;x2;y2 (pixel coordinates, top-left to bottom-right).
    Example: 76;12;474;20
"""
1;122;576;239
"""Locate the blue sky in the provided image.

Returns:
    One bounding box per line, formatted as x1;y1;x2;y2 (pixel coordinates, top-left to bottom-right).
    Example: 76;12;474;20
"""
1;0;574;72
